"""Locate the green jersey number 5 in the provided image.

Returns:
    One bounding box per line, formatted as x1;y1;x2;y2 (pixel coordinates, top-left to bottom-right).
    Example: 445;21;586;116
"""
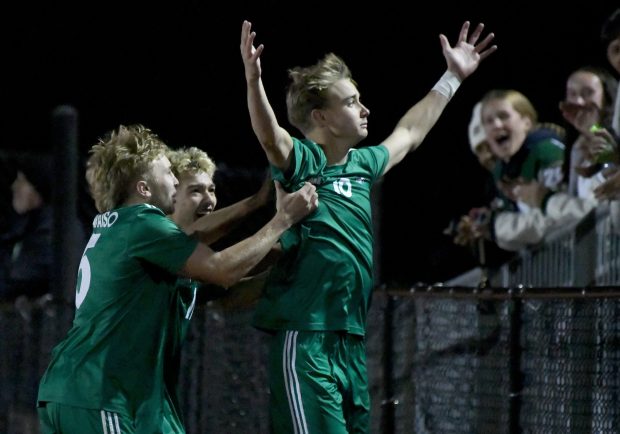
76;233;101;308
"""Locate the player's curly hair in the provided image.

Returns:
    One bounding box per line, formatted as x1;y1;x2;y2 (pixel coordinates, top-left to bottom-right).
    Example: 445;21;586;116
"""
286;53;356;135
168;146;216;179
86;124;169;212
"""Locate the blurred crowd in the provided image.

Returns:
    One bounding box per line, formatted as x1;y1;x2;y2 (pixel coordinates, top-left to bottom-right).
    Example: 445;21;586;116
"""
444;9;620;280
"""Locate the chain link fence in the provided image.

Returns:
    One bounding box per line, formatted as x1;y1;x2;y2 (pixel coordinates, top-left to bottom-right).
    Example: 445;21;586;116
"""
3;287;620;434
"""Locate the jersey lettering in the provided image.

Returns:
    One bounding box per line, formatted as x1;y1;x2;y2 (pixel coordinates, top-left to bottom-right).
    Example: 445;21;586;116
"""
540;166;563;189
93;211;119;228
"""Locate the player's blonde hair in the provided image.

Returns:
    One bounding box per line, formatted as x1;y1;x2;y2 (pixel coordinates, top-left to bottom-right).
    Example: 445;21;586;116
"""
286;52;355;134
168;146;216;179
86;124;169;212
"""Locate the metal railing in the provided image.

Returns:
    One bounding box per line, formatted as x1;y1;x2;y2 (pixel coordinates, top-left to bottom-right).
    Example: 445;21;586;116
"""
445;202;620;288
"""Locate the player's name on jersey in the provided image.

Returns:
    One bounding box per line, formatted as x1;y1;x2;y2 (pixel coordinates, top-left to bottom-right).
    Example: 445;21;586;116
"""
92;211;119;228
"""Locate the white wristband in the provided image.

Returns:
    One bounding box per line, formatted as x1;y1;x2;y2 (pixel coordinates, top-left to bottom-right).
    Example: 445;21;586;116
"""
432;70;462;100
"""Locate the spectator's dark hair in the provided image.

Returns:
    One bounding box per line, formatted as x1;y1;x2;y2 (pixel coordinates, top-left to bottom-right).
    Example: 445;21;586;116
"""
601;8;620;48
14;153;54;202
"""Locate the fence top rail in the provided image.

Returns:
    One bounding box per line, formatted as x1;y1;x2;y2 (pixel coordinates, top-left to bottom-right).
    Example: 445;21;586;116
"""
380;284;620;300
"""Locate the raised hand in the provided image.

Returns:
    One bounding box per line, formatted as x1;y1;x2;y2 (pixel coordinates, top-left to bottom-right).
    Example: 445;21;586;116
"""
439;21;497;81
240;20;264;82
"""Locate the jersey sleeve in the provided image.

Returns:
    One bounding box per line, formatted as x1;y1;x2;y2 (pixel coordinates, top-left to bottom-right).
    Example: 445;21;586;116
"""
271;137;326;190
128;207;198;274
535;138;565;167
352;145;390;182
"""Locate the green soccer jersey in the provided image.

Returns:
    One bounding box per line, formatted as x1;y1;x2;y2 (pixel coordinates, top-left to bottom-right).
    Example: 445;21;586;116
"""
492;137;564;185
163;277;198;431
38;204;198;432
492;134;565;212
253;138;389;336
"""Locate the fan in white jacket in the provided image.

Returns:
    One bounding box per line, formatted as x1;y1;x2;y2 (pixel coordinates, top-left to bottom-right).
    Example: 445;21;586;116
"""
457;101;597;252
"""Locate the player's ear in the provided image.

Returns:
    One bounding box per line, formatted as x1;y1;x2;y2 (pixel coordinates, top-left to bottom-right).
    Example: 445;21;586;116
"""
311;108;327;127
136;179;151;199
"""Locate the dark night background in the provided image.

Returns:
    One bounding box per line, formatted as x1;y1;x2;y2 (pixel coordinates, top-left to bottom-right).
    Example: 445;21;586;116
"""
2;1;617;285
